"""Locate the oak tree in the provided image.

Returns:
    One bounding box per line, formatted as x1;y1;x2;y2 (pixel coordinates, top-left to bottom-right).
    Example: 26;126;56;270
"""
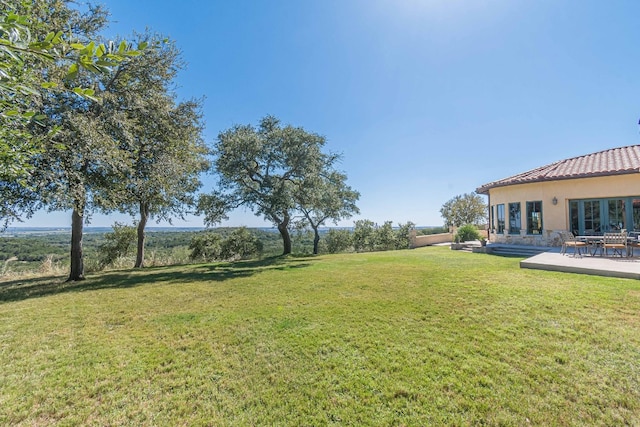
25;1;122;281
210;116;333;255
440;192;487;228
15;1;144;280
294;170;359;254
98;34;209;268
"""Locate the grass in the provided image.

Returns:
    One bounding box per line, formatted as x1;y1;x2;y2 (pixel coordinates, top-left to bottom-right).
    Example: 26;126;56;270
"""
1;247;639;425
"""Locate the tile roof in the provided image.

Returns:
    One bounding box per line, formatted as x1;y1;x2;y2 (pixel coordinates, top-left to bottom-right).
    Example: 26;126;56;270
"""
476;145;640;194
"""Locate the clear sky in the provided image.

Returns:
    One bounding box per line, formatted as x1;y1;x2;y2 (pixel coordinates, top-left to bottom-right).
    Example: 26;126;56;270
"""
19;0;640;228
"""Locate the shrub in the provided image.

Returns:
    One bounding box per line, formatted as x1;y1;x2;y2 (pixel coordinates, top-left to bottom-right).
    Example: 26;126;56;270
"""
374;221;396;251
456;224;481;242
189;232;223;262
394;221;415;250
322;229;353;254
98;223;137;268
353;219;376;252
220;227;263;260
190;228;263;262
352;220;417;252
418;226;449;235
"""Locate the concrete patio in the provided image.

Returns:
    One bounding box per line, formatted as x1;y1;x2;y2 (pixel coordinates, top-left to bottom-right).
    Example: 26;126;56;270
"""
519;250;640;280
449;241;640;279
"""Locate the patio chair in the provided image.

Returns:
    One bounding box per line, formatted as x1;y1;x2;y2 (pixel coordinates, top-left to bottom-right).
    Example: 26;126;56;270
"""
559;231;587;257
602;232;627;257
627;233;640;256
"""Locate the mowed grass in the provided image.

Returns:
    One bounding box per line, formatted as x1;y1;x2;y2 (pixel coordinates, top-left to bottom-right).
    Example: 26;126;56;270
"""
1;247;640;426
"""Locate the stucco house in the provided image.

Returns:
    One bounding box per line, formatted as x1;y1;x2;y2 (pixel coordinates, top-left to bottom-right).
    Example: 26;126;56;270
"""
476;145;640;247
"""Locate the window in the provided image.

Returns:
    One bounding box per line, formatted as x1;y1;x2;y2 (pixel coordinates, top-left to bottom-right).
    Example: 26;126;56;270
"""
633;199;640;231
583;200;601;234
491;205;495;231
508;202;521;234
607;199;625;231
526;201;543;234
569;201;579;235
497;204;505;234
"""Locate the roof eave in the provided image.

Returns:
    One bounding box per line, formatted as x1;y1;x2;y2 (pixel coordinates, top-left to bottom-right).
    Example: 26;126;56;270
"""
476;169;640;195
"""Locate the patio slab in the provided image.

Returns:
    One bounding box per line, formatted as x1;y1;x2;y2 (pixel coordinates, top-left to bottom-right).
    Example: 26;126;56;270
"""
520;252;640;280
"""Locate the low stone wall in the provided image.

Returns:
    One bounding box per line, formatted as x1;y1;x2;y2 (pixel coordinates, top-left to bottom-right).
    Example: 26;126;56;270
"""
489;229;562;247
410;232;454;248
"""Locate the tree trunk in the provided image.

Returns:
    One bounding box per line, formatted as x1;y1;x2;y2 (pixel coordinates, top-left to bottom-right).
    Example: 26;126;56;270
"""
134;202;149;268
277;213;292;255
312;226;320;255
67;204;85;281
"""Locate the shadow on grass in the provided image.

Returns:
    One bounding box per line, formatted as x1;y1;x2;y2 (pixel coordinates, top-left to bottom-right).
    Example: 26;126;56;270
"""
0;256;314;304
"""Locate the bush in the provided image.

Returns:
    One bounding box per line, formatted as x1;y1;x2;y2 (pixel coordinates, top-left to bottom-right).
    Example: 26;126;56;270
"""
353;219;376;252
189;232;223;262
394;221;415;250
417;226;449;235
456;224;481;242
190;227;263;262
351;220;417;252
374;221;396;251
98;223;136;268
220;227;263;260
322;229;353;254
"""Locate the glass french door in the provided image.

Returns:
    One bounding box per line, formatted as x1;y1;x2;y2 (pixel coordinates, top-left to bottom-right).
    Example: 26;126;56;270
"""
569;197;636;235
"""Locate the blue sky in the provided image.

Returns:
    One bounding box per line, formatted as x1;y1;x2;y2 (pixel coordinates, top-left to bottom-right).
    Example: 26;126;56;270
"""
20;0;640;228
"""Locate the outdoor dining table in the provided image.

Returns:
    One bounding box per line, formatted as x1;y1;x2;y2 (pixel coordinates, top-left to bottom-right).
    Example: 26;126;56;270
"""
575;235;605;256
575;235;640;257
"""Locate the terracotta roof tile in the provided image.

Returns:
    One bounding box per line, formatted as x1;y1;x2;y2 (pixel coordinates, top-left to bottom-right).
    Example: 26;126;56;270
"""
476;145;640;194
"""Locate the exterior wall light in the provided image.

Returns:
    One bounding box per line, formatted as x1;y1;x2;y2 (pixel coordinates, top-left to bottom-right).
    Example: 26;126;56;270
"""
552;197;558;205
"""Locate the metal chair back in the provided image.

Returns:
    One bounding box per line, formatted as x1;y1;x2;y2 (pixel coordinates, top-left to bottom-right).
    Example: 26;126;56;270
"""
603;232;627;257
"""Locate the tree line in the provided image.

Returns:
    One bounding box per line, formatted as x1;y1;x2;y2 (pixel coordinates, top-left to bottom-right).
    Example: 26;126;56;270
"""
1;1;360;281
0;223;424;279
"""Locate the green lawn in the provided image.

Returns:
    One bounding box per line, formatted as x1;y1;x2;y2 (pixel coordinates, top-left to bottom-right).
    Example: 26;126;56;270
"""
1;247;639;425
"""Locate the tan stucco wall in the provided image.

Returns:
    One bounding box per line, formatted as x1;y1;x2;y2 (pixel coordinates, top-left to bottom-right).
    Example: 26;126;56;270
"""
486;173;640;246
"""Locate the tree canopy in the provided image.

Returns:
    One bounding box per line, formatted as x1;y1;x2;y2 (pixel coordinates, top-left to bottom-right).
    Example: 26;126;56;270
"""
208;116;353;255
294;170;360;254
0;2;166;281
440;192;487;228
0;1;142;189
97;32;209;268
